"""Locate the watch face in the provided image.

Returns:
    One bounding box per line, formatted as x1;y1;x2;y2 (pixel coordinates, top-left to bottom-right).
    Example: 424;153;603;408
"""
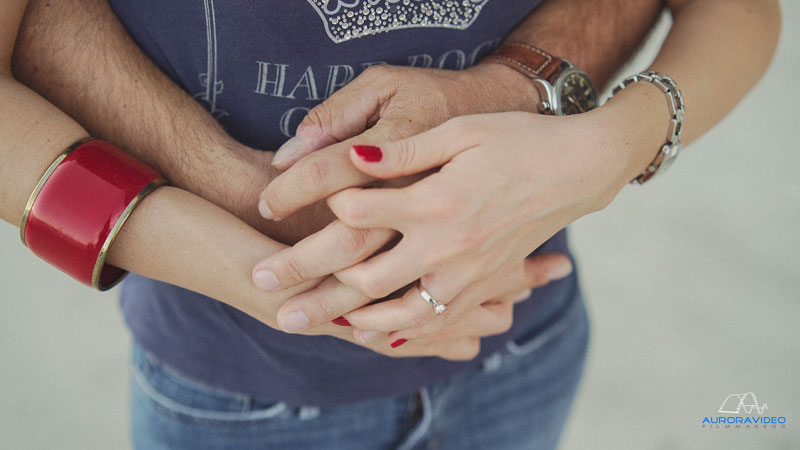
557;69;598;115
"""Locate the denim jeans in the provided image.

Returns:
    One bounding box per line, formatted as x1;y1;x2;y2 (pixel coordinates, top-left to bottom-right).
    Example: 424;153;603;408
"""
131;295;589;450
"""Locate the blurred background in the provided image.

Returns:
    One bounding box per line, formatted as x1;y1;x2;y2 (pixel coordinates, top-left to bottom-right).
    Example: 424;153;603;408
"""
1;3;798;450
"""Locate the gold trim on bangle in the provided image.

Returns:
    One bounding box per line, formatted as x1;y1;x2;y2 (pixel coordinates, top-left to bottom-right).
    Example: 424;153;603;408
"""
19;137;94;247
91;178;168;290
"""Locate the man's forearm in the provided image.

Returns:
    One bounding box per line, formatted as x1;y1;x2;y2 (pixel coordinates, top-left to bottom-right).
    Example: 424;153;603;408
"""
11;0;331;244
12;0;250;195
469;0;663;112
507;0;663;90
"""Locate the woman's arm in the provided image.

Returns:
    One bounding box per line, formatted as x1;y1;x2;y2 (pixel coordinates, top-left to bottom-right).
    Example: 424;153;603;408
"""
253;0;782;338
611;0;782;180
11;0;334;245
0;0;332;344
0;43;295;334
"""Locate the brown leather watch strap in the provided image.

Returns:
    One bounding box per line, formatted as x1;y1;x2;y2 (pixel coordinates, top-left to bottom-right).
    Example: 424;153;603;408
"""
484;42;563;82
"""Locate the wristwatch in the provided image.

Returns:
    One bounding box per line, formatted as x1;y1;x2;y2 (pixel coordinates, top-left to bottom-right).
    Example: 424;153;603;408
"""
484;42;598;116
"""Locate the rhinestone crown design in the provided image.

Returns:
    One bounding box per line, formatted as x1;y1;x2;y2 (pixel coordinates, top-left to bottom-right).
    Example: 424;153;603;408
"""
307;0;491;43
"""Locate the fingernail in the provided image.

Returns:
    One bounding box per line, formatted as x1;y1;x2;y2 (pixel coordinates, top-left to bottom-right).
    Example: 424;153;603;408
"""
512;289;532;302
357;330;384;343
390;339;408;348
258;199;277;220
279;311;310;333
332;317;351;327
549;260;573;280
272;136;303;167
253;269;281;291
352;145;382;162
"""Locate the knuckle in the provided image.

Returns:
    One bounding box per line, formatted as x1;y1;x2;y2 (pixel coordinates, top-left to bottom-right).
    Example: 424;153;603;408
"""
405;300;433;328
335;198;367;227
428;188;469;222
303;102;335;131
362;64;391;80
465;338;482;360
595;191;616;212
421;317;446;336
449;338;481;361
525;259;551;286
416;249;445;275
299;157;331;192
419;271;443;289
429;200;457;223
282;256;306;284
336;226;372;258
392;137;419;170
496;310;514;335
443;116;472;135
313;295;342;322
400;327;425;341
352;274;390;300
295;293;340;325
451;229;486;254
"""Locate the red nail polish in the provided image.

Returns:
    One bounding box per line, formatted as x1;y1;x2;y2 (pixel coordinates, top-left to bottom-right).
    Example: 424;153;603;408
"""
352;145;382;162
332;317;351;327
390;339;408;348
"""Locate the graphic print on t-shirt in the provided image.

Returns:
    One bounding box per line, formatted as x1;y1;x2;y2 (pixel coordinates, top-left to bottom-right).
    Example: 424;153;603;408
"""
106;0;532;146
192;0;492;125
193;0;228;119
306;0;492;43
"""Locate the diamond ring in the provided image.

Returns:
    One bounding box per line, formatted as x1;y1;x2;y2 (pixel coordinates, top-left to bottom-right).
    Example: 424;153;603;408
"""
420;289;446;315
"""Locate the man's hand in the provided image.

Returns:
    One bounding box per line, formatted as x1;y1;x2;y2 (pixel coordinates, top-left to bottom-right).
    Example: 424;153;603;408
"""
259;62;540;220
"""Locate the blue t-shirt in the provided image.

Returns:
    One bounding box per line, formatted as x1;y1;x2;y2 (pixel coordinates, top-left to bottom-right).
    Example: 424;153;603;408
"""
113;0;578;406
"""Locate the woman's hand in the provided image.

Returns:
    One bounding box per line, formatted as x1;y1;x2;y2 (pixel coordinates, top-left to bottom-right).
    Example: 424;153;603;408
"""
264;252;569;361
296;252;572;358
259;63;539;221
329;294;529;361
257;99;663;339
325;107;657;334
256;0;781;345
267;248;572;339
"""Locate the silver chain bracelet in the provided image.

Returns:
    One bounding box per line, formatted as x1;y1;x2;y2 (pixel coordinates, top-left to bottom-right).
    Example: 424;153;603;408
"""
609;71;686;184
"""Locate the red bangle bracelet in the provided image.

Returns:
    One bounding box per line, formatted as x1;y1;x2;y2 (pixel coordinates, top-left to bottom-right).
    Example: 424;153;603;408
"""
20;139;167;290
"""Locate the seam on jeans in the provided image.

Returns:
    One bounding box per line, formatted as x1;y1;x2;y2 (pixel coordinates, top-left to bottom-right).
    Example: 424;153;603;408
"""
132;365;288;422
505;296;581;356
136;345;252;403
396;388;433;450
